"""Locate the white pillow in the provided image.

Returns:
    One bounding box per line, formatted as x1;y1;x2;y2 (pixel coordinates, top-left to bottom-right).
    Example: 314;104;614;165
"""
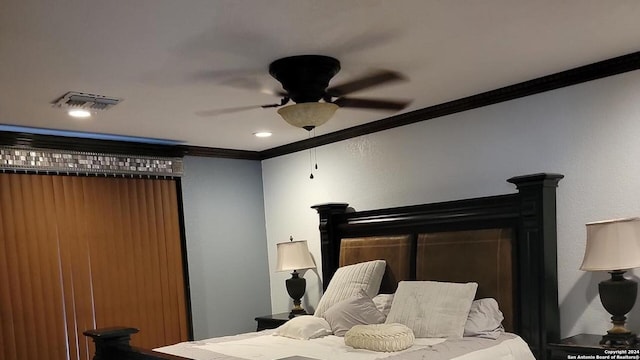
464;298;505;339
323;289;386;336
314;260;386;317
385;281;478;338
273;315;332;340
372;294;394;316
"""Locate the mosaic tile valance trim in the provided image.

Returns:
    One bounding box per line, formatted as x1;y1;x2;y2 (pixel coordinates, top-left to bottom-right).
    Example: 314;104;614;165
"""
0;147;183;177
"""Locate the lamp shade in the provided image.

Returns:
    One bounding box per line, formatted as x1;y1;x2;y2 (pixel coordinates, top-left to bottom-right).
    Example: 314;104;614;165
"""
581;217;640;271
276;240;316;272
277;103;338;130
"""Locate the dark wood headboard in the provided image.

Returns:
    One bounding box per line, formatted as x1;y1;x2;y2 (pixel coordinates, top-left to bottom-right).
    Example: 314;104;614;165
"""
312;173;563;359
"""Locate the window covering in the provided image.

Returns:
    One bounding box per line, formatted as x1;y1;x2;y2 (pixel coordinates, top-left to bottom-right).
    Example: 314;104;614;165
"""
0;173;188;360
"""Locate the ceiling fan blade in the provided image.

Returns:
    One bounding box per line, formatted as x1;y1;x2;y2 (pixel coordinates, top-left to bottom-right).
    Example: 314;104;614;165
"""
333;97;410;111
219;77;287;97
195;97;289;117
326;70;406;97
195;105;265;117
191;69;285;96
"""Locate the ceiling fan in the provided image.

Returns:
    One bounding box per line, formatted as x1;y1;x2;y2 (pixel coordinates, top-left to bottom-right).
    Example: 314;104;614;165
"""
197;55;410;127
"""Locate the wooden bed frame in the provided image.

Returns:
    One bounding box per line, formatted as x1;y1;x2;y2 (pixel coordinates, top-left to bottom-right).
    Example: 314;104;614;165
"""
85;173;563;360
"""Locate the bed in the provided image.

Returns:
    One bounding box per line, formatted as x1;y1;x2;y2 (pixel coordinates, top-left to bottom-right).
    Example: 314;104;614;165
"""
84;173;563;360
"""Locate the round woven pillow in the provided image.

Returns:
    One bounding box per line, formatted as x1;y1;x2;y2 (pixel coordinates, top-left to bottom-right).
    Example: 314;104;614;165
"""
344;323;415;352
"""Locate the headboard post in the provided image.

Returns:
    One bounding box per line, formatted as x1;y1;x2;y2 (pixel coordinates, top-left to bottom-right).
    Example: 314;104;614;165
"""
508;173;564;359
311;203;349;291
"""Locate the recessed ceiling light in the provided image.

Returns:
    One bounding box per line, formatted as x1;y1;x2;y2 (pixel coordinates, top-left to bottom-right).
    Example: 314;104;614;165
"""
68;109;91;118
254;132;272;138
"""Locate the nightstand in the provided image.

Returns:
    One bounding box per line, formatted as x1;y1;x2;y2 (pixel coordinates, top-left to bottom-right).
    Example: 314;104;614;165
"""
254;312;311;331
548;334;640;359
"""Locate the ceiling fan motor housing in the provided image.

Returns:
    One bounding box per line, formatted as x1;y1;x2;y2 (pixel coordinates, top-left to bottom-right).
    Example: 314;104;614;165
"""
269;55;340;103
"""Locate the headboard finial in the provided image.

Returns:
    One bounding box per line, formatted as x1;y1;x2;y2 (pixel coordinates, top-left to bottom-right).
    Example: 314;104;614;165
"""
507;173;564;188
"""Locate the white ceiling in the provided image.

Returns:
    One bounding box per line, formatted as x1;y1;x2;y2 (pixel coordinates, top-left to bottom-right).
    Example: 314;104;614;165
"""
1;0;639;152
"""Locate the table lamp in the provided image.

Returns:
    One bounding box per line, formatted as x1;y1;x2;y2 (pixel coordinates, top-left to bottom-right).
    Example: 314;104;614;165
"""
276;238;316;317
580;217;640;346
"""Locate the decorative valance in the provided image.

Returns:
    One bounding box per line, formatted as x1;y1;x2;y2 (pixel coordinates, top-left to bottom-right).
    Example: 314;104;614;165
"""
0;146;182;177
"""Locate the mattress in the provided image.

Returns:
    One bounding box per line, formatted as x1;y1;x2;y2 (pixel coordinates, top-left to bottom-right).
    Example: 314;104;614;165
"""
155;330;535;360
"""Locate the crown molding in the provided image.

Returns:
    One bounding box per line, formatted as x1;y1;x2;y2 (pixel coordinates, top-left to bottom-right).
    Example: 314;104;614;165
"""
180;145;261;160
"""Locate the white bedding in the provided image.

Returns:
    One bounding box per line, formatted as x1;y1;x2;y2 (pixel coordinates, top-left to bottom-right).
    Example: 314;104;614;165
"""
155;330;535;360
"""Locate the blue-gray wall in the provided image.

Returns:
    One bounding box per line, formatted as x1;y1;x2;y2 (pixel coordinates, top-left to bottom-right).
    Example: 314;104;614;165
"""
181;156;270;339
262;69;640;337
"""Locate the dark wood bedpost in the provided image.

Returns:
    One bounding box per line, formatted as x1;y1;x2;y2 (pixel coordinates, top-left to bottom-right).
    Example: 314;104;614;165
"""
311;203;349;291
508;173;564;360
84;327;192;360
83;327;139;360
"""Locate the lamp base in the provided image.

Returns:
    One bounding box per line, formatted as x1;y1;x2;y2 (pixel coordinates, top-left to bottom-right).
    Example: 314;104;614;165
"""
286;270;307;318
288;307;307;319
600;331;638;347
598;270;638;347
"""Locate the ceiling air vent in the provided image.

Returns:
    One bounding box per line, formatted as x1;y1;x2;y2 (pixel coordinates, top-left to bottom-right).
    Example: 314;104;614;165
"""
52;91;122;111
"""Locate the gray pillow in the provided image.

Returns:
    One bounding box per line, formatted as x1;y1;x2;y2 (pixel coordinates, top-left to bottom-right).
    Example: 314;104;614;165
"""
323;289;386;336
464;298;505;339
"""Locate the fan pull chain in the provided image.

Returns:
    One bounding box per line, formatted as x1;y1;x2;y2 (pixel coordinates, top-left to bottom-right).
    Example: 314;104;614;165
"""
309;148;314;179
306;128;320;179
308;130;314;179
314;148;318;170
313;128;318;170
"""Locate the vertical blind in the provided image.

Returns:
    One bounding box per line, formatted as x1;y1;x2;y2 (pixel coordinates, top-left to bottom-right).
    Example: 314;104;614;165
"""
0;173;189;360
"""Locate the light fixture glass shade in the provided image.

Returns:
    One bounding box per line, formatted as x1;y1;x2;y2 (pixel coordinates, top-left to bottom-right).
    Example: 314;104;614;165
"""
276;240;316;272
277;103;338;130
581;217;640;271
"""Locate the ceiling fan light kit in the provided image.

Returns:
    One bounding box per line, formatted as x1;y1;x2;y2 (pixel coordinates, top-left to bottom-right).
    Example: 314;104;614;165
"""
198;54;408;131
268;55;408;132
268;54;408;179
277;102;339;131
